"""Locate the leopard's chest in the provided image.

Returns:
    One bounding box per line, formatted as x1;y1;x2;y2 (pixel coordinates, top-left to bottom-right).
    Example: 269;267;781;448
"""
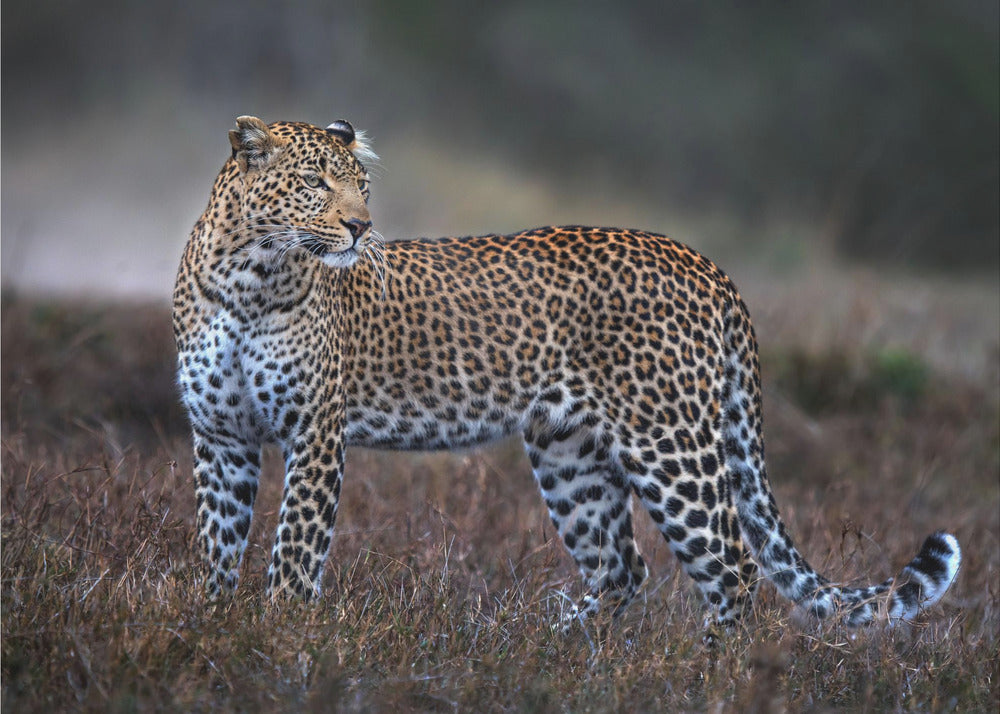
177;310;321;446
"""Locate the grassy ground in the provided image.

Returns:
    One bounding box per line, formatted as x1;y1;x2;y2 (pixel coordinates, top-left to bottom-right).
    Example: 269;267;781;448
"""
2;292;997;712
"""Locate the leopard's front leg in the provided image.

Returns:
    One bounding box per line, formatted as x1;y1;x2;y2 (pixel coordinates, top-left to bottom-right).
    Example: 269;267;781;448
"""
191;429;261;597
267;403;346;600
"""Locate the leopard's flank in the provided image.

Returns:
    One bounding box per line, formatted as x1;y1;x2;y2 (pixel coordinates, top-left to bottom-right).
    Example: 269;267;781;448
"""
173;116;960;628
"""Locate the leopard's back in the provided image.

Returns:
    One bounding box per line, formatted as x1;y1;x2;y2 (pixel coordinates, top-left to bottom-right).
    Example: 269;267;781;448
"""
339;227;738;452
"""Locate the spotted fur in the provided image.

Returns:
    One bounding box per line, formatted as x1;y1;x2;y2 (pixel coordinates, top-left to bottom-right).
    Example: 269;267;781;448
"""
173;117;961;627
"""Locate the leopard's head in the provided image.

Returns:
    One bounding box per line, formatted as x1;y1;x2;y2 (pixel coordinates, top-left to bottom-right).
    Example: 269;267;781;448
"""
227;116;377;269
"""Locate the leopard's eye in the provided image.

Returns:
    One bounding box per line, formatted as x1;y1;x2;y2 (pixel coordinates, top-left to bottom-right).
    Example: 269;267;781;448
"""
303;173;324;189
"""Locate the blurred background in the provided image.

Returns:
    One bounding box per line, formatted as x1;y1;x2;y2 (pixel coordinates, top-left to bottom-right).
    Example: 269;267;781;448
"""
2;1;998;377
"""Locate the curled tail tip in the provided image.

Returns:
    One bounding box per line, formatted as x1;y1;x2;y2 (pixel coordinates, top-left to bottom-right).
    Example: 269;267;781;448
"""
841;531;961;626
892;530;961;619
917;530;961;593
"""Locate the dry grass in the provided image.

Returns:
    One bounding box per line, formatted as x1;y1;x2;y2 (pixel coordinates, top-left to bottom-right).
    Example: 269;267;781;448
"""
2;295;997;712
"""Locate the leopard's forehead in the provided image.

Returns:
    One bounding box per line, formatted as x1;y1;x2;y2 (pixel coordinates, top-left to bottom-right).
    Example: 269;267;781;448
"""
269;121;365;171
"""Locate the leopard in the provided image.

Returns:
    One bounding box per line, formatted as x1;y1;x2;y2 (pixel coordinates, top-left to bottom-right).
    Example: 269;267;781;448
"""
173;116;961;628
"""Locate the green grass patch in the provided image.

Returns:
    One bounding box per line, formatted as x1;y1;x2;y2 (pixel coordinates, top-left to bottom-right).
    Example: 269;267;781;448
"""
767;346;930;415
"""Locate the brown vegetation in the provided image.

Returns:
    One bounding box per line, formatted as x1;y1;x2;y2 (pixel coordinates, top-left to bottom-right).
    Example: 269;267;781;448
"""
2;295;997;712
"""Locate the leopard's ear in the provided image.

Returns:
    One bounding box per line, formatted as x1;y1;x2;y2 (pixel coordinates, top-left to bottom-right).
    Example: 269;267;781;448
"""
228;116;283;172
326;119;355;146
327;119;379;166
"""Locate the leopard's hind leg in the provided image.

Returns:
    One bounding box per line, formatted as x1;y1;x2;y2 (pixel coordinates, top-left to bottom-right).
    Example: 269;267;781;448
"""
603;357;760;624
523;417;648;627
623;440;760;625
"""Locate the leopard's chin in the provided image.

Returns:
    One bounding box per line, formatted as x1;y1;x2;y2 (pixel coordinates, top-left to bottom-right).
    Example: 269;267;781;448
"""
319;248;361;269
303;233;362;269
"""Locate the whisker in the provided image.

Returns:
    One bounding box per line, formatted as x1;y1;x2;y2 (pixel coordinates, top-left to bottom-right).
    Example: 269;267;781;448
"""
372;231;391;295
366;251;386;301
217;217;365;270
220;219;295;241
240;233;290;266
365;231;390;301
240;230;302;267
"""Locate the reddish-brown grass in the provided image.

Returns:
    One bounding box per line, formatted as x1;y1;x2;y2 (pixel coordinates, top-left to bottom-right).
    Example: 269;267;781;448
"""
2;296;997;712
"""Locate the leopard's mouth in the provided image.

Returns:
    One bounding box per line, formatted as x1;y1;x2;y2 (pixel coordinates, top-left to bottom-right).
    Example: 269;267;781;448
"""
300;232;359;257
297;231;368;269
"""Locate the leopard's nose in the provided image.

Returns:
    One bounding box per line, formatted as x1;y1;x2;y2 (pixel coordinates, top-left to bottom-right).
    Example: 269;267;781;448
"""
342;218;371;241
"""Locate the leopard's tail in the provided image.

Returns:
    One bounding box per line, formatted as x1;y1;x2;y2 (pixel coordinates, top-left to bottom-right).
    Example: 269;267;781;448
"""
721;295;960;625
